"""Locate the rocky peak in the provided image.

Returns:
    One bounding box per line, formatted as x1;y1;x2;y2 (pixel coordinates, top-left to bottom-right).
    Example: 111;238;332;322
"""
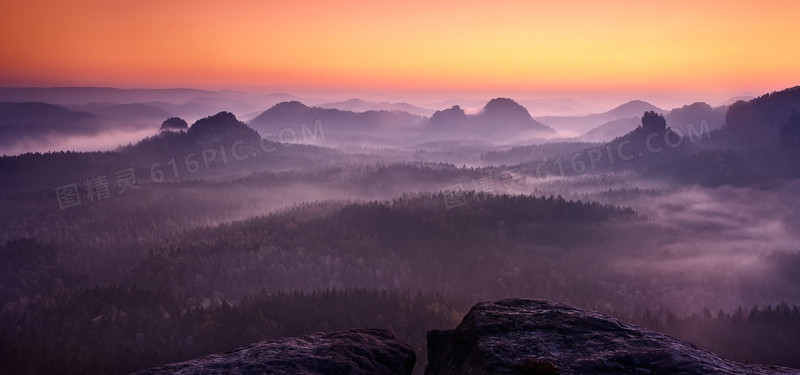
480;98;555;134
263;100;310;116
187;111;260;144
641;110;667;133
159;117;188;132
483;97;533;121
425;299;797;375
609;100;663;117
429;105;468;128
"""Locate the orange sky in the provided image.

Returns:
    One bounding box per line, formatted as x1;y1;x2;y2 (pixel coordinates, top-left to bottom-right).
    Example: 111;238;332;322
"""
1;0;798;97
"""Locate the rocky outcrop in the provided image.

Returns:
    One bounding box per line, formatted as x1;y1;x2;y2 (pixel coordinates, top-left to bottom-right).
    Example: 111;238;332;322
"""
640;110;667;133
187;111;260;145
429;105;469;129
427;98;555;141
132;328;415;375
131;299;800;375
425;299;798;375
160;117;188;132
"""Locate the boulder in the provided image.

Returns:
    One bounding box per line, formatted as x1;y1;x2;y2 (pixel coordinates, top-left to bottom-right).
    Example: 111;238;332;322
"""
425;299;798;375
133;328;415;375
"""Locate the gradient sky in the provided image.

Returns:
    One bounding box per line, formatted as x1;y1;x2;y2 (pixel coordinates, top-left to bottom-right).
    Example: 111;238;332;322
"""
1;0;798;98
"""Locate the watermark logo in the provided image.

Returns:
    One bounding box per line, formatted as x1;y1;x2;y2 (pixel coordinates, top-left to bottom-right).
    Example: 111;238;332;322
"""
441;168;525;209
56;168;140;209
533;122;712;178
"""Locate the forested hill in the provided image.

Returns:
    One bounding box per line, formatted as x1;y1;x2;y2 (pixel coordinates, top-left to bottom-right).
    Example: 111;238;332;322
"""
122;194;634;299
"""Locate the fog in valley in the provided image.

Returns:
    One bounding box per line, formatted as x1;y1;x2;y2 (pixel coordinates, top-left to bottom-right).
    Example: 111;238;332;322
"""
2;86;800;374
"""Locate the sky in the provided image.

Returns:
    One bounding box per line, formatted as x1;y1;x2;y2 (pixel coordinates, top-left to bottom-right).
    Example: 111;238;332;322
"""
1;0;799;101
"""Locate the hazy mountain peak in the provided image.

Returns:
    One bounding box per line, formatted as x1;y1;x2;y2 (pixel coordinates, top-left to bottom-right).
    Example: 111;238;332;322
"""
0;102;104;150
483;97;531;117
676;101;713;110
343;98;367;105
269;100;309;112
249;101;312;128
190;111;238;125
429;105;468;128
188;111;259;142
437;105;465;115
317;98;435;116
609;100;663;116
159;117;188;132
481;97;553;133
0;101;98;125
716;95;756;107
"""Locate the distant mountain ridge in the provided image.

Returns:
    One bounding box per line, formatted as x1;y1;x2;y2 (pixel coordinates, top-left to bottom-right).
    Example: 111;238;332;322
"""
579;102;727;142
249;101;426;146
250;101;427;129
649;86;800;185
0;102;100;127
250;97;556;146
319;98;436;116
0;102;104;148
725;85;800;146
536;100;665;136
70;102;173;129
3;86;798;159
607;99;664;117
0;87;219;104
577;117;640;142
0;87;302;126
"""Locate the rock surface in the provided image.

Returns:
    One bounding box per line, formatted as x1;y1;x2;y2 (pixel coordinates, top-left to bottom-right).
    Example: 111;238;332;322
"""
132;328;415;375
425;299;799;375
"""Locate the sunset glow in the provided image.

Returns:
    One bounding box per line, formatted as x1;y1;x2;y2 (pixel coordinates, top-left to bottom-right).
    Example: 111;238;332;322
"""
1;0;799;95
